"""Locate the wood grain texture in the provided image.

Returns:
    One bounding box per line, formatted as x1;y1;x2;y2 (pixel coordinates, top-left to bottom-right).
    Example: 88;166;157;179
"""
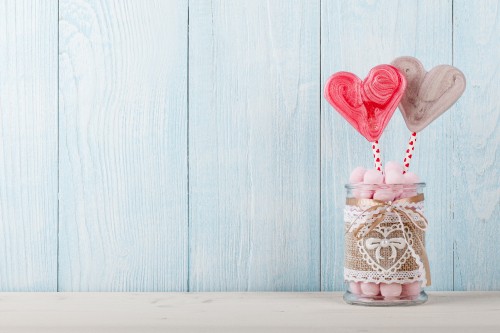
453;0;500;290
321;0;454;291
0;0;58;291
58;0;188;291
0;0;497;292
0;292;499;332
189;0;320;291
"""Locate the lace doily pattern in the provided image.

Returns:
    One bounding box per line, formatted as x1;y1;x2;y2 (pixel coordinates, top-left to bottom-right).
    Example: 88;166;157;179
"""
344;201;427;286
344;201;424;232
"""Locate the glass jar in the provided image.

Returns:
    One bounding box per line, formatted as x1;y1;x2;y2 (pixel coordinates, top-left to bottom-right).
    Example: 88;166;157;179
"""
343;183;429;306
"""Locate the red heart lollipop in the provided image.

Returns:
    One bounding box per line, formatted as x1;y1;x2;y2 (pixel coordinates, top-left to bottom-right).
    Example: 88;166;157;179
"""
324;65;407;142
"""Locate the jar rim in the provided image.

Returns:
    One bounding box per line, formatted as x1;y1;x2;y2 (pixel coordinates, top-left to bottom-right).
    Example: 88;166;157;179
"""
344;182;426;189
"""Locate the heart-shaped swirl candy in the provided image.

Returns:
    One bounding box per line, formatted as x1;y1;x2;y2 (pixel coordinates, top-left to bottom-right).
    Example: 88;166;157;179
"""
324;65;407;142
391;56;466;133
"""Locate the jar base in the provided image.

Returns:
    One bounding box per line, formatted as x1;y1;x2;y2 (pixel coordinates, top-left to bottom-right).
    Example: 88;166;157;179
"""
343;290;428;306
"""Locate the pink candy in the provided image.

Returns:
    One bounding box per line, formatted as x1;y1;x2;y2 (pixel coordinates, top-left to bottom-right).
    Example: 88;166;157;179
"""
363;169;384;184
351;162;421;200
380;283;402;297
373;188;396;201
360;282;380;296
403;171;419;183
385;170;405;184
384;161;405;184
349;167;367;184
398;172;420;199
385;161;404;174
354;189;374;199
401;281;421;297
352;282;421;299
349;281;362;295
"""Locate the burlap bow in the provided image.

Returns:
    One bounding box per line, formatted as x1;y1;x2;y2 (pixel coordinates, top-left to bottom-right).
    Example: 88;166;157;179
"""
345;193;431;286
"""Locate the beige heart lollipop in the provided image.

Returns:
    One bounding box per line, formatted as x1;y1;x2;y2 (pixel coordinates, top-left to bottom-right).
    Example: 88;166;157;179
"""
391;56;466;132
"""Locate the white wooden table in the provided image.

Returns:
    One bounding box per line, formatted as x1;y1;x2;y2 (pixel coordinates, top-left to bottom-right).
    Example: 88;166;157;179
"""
0;292;498;332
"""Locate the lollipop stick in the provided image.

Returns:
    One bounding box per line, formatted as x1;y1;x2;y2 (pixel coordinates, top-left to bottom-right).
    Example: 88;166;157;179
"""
371;140;383;172
403;132;417;173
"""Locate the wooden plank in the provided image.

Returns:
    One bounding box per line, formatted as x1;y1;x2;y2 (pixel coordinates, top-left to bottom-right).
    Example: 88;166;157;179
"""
0;292;498;332
58;0;188;291
452;0;500;290
0;0;58;291
189;0;320;291
321;0;454;291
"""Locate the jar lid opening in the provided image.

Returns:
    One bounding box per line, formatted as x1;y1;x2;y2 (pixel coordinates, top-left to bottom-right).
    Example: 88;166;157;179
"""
344;182;426;190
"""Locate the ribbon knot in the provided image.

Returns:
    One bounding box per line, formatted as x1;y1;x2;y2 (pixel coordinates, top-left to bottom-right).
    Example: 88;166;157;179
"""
366;236;406;263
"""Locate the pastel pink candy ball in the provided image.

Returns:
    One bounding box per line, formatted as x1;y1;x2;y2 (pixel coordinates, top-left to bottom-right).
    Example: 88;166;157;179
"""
401;282;421;296
380;283;402;297
385;168;405;184
349;281;362;295
353;189;374;199
403;171;420;184
373;189;396;202
349;167;367;184
400;188;418;199
385;161;404;174
398;190;417;199
360;282;380;296
363;169;384;184
399;172;420;198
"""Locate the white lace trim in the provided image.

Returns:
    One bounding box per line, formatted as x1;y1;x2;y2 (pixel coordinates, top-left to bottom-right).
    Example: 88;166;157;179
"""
344;201;428;287
344;202;424;230
344;268;425;286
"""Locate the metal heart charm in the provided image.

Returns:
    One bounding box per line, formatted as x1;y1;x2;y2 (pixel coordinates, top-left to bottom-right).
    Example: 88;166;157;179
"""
391;56;466;133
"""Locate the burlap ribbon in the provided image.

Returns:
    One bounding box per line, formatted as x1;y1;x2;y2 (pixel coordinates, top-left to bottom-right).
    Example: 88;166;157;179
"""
345;193;431;286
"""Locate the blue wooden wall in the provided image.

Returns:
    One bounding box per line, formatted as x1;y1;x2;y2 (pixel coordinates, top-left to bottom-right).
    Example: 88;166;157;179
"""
0;0;498;291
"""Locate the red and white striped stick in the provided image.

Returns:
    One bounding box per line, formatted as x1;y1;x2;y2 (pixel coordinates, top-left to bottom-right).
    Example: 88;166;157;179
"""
403;132;417;173
372;140;383;172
